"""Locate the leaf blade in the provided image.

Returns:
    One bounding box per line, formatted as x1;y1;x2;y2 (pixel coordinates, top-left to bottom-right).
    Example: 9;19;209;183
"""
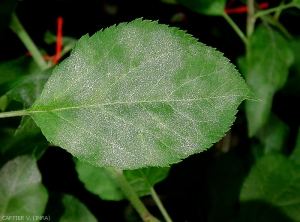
0;155;48;220
29;19;254;169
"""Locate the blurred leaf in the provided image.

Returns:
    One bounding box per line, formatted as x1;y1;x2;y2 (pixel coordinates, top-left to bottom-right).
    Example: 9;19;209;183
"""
161;0;177;4
256;113;289;154
290;127;300;165
124;167;170;197
280;37;300;97
0;69;52;166
0;116;48;167
0;155;48;219
0;67;52;109
177;0;226;16
242;25;294;136
0;56;39;85
44;30;77;46
293;0;300;8
75;158;170;201
28;18;255;170
59;194;97;222
240;153;300;221
0;95;8;111
74;158;124;201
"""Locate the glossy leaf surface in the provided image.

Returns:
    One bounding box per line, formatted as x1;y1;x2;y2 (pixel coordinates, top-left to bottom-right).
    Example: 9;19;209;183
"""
29;19;254;169
240;154;300;221
0;155;48;220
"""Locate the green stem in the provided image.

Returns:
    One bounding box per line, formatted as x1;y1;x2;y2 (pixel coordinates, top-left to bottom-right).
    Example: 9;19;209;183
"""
246;0;255;63
150;187;173;222
273;0;286;20
254;2;294;19
247;0;255;39
222;12;248;46
9;13;47;70
0;110;29;118
105;167;160;222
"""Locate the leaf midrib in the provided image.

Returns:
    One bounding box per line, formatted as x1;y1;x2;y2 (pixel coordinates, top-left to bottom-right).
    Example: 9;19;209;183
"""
29;94;246;113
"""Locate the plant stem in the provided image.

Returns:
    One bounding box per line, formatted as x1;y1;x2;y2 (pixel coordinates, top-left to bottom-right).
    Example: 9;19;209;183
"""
150;187;173;222
222;12;248;46
9;13;47;70
254;2;294;19
273;0;286;20
246;0;256;63
105;167;160;222
247;0;255;39
0;110;29;118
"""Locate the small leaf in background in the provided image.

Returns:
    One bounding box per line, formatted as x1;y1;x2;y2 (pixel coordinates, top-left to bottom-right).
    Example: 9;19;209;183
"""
44;30;77;58
59;194;97;222
0;69;52;166
28;19;254;169
240;154;300;222
0;68;52;109
161;0;177;4
74;158;125;201
256;113;289;154
124;167;170;197
75;158;170;201
290;127;300;165
241;25;294;137
0;56;40;85
177;0;226;16
293;0;300;8
0;117;48;167
280;37;300;97
0;155;48;220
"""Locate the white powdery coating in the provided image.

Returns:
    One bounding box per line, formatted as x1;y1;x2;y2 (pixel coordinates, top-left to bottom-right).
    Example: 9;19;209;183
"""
30;19;253;169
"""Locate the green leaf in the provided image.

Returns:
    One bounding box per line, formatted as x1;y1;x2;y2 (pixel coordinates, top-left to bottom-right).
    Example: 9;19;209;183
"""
240;154;300;221
242;25;294;137
177;0;226;16
290;127;300;165
0;155;48;220
124;167;170;197
161;0;177;4
75;158;170;200
74;158;125;201
0;56;40;85
28;18;254;169
256;113;289;154
292;0;300;8
59;194;97;222
0;116;48;167
0;69;52;165
0;68;52;109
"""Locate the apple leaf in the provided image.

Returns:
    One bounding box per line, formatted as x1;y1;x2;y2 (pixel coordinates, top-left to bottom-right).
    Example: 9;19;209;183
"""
240;154;300;221
28;18;254;169
0;155;48;220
